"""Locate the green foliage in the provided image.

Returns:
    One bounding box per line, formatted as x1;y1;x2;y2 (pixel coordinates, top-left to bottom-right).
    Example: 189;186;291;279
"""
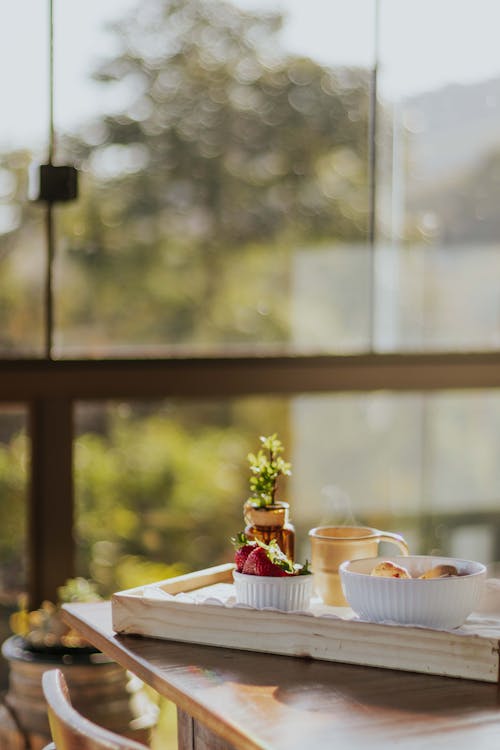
74;410;251;594
0;432;27;590
114;556;186;592
76;0;368;244
57;577;101;604
71;400;290;595
54;0;369;350
247;433;291;507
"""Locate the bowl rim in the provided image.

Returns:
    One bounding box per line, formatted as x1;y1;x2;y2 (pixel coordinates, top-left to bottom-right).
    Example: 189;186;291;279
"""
233;570;313;583
339;555;486;580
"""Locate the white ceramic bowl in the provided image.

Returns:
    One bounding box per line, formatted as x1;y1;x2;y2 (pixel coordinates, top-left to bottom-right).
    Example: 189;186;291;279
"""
233;571;314;612
340;555;486;629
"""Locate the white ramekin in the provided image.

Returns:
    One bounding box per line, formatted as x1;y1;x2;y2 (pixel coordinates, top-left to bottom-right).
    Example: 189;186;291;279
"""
233;571;314;612
340;555;486;629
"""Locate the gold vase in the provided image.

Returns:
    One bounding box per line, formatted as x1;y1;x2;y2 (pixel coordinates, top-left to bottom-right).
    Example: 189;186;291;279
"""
243;500;295;561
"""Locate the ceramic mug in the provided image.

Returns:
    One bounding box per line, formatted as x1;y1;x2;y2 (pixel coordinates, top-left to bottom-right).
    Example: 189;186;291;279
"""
308;525;409;606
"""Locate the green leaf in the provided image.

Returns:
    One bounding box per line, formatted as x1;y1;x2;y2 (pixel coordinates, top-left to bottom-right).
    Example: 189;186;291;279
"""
246;433;291;506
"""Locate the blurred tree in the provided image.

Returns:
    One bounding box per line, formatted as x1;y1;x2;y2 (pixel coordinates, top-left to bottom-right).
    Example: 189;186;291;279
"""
58;0;369;348
0;432;27;595
0;151;44;355
74;410;267;593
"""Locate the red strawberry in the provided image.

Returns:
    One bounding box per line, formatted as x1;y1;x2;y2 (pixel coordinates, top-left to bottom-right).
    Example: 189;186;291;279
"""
231;532;257;572
242;546;289;577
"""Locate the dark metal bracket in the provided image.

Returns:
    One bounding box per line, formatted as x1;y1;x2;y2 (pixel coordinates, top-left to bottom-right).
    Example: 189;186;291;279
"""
29;163;78;203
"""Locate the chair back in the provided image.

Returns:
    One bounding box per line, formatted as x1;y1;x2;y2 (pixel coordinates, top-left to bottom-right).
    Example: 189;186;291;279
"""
42;669;149;750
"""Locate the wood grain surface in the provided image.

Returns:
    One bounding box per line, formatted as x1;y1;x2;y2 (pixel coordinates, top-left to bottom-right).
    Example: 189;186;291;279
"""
62;601;500;750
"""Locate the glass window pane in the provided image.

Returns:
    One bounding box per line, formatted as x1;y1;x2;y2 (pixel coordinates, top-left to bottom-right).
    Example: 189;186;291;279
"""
55;0;373;356
74;398;289;593
75;391;500;597
376;0;500;351
5;0;500;356
0;2;47;356
293;390;500;561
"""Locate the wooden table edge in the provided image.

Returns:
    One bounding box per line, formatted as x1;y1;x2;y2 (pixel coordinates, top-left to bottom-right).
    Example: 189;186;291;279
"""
62;601;268;750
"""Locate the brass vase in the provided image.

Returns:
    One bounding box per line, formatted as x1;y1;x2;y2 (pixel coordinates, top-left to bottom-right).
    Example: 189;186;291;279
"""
243;500;295;561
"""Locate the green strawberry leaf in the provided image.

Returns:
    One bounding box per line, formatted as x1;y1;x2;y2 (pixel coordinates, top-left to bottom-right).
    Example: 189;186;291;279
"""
230;531;249;549
294;559;312;575
254;538;294;573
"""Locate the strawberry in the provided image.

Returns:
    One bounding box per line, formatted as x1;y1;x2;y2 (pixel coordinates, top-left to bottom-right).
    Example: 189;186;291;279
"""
241;539;296;577
242;546;289;577
231;532;257;573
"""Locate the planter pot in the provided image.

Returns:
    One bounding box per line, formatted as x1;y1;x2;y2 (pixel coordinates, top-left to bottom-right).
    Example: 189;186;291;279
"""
0;636;152;750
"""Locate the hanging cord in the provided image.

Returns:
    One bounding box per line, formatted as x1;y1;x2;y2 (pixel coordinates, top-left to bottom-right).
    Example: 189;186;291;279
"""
48;0;55;166
45;0;55;360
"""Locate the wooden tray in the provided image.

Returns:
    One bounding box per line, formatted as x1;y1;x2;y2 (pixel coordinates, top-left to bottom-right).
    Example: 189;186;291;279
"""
111;563;500;683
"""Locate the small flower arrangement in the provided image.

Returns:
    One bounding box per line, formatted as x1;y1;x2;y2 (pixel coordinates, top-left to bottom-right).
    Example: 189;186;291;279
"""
247;434;291;508
9;577;102;651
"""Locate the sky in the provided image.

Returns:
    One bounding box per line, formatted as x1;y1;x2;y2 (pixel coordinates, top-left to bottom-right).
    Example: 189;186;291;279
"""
2;0;500;151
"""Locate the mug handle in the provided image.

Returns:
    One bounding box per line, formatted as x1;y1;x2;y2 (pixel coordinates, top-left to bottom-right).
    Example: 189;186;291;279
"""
375;531;409;555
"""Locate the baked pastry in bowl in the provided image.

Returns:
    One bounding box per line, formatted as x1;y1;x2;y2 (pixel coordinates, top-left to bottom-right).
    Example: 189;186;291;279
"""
340;555;486;629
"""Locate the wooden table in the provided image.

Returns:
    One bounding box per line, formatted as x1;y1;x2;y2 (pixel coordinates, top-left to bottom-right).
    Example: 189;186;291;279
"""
63;601;500;750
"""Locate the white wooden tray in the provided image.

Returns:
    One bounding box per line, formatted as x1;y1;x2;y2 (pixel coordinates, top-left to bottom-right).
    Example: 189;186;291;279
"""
111;563;500;683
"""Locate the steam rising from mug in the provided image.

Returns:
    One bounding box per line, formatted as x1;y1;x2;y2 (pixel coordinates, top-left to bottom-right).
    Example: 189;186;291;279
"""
319;485;357;527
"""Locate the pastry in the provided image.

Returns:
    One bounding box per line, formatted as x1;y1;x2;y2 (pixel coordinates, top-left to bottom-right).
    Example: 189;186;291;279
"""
418;564;458;579
370;561;411;579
